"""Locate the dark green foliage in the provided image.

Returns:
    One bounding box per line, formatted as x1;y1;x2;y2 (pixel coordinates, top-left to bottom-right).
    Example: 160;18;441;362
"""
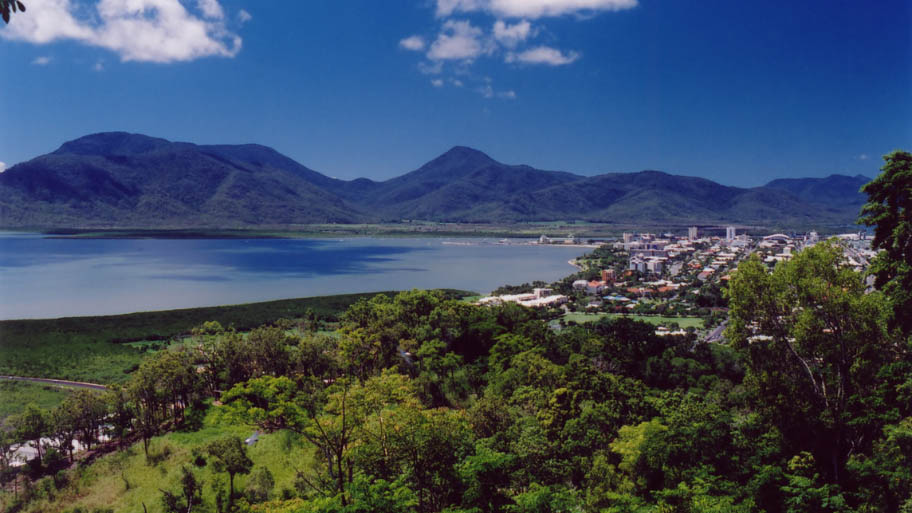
859;150;912;337
7;260;912;513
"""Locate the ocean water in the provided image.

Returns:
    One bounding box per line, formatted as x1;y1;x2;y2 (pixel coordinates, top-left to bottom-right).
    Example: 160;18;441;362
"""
0;234;584;319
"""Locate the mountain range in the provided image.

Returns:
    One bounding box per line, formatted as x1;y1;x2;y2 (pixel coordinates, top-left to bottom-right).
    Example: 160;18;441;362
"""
0;132;872;229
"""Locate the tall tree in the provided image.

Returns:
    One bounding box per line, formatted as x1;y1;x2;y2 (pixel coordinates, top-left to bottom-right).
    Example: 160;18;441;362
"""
50;400;79;463
12;403;48;464
161;465;203;513
207;435;253;509
726;242;893;483
859;150;912;338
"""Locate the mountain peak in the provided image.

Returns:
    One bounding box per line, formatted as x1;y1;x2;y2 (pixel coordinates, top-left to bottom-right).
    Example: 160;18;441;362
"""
53;132;173;156
445;145;486;155
438;146;495;162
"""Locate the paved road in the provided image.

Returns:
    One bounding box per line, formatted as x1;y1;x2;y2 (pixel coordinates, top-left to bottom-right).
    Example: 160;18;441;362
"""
704;320;727;343
0;375;108;391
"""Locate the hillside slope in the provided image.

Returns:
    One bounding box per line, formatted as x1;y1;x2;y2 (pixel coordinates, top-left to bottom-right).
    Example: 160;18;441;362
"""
0;133;872;228
0;132;370;228
764;174;870;207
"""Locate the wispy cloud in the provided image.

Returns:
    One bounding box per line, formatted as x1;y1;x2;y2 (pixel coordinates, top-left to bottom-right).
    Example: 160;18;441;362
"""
427;19;491;61
0;161;6;173
476;83;516;99
404;0;630;95
237;9;252;24
506;45;579;65
93;59;104;71
437;0;637;19
399;35;426;51
31;55;52;65
431;78;444;87
856;153;869;161
418;60;443;74
196;0;224;20
0;0;243;63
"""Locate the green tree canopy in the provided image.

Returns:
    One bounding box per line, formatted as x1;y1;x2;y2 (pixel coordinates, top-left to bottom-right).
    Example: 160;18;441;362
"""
207;435;253;508
726;241;894;483
859;150;912;338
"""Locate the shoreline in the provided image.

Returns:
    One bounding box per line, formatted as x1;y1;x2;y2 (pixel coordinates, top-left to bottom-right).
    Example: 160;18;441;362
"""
0;290;469;323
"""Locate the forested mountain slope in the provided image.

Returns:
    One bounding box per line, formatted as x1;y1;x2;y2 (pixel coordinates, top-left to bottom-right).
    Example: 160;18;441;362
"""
0;132;870;228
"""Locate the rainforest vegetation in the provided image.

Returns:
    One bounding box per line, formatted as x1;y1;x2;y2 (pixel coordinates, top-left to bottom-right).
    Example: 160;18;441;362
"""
1;151;910;513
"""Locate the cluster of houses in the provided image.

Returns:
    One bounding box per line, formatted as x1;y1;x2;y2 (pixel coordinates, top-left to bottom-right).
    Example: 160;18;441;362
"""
478;227;874;325
617;227;750;280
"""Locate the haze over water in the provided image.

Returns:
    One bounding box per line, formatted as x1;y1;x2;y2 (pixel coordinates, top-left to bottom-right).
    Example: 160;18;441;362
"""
0;234;584;319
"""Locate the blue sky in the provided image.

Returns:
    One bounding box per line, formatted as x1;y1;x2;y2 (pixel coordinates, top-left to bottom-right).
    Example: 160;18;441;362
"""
0;0;909;187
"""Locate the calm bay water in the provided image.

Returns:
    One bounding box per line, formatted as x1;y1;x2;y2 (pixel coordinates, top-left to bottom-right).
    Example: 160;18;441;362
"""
0;233;584;319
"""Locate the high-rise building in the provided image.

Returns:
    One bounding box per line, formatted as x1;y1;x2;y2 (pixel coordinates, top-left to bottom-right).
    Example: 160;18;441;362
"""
688;226;698;240
622;232;633;244
726;226;736;240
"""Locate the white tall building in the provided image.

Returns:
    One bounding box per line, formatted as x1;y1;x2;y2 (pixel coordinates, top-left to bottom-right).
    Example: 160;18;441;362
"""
726;226;736;240
623;232;633;244
688;226;698;240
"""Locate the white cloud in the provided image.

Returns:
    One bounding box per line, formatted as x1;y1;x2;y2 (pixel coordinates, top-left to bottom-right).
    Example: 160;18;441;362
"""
498;90;516;99
237;9;251;23
492;19;532;48
93;59;104;71
399;35;426;51
418;60;443;74
857;154;869;161
478;84;494;98
507;45;579;65
0;0;242;63
451;78;464;87
436;0;484;17
438;0;637;18
196;0;223;19
427;19;490;61
31;55;52;65
431;78;444;87
0;161;6;173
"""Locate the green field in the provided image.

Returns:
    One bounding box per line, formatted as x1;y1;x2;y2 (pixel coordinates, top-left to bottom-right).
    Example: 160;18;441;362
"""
562;312;705;329
0;290;469;384
0;380;72;426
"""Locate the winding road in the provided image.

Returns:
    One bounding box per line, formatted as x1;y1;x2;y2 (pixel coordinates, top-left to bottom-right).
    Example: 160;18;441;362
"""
0;375;108;391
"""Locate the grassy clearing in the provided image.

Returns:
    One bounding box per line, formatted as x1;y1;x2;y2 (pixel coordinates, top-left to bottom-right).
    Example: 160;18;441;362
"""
13;406;314;513
0;381;72;426
0;291;470;384
563;312;705;329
